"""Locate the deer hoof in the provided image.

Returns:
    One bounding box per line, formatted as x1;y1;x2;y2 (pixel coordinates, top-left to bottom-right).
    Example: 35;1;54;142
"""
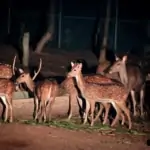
9;118;13;123
90;121;94;127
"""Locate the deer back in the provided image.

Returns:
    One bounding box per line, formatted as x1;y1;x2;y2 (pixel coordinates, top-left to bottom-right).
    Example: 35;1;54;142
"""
0;64;13;79
0;79;15;98
84;82;129;102
126;64;145;92
0;56;16;79
36;79;59;101
61;74;115;94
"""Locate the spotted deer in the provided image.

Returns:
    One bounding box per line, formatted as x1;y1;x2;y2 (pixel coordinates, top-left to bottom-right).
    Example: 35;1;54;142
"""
61;66;116;124
0;55;16;79
15;58;59;122
0;79;15;122
67;62;132;129
0;55;17;123
109;55;145;117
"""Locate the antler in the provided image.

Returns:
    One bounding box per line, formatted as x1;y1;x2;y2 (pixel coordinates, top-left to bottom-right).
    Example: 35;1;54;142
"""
12;55;17;75
32;58;42;80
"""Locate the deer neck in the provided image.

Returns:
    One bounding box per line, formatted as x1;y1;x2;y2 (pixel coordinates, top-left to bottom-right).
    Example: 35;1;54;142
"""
75;72;86;95
25;78;35;92
118;64;128;86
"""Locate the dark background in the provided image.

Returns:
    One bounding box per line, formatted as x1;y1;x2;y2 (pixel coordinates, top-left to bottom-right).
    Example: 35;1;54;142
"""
0;0;149;54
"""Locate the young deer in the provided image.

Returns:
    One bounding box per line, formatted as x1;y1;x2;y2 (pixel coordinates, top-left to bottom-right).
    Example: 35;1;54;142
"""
109;55;145;117
0;55;16;79
61;68;115;124
0;79;15;122
15;58;59;122
67;62;132;129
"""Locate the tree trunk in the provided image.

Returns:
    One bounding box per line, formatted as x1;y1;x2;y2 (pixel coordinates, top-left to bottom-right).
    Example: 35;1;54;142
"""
22;32;30;68
35;0;55;53
96;0;111;73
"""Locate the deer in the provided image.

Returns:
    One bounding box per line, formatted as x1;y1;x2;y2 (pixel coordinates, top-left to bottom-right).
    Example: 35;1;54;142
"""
67;62;132;129
15;58;59;122
0;55;17;79
0;55;18;123
108;55;146;117
0;79;16;122
61;65;117;124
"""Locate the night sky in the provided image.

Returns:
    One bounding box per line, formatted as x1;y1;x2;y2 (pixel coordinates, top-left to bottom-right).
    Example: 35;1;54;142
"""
0;0;149;20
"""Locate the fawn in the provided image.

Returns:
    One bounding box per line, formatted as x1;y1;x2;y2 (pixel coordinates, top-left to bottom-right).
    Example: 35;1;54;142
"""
67;62;132;129
0;55;16;79
109;55;145;117
61;66;116;124
15;58;59;122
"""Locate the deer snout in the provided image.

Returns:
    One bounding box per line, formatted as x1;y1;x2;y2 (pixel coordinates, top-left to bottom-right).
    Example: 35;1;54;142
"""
108;69;113;74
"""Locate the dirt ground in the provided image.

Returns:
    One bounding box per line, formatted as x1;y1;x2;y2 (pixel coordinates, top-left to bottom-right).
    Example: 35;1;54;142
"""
0;123;149;150
0;44;150;150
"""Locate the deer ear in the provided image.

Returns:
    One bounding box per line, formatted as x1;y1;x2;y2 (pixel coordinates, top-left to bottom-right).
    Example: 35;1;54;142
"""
122;55;128;63
115;55;120;61
71;61;74;67
79;63;83;69
18;68;24;74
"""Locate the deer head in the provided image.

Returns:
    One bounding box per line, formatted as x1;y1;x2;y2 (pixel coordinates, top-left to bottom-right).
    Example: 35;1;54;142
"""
109;55;127;74
15;58;42;92
67;62;83;78
109;55;128;85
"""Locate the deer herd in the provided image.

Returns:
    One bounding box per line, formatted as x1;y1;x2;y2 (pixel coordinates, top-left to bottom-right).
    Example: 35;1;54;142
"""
0;53;148;130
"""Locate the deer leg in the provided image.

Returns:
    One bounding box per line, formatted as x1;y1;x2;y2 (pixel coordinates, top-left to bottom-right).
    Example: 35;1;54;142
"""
68;93;76;120
110;102;121;127
120;112;125;125
131;90;137;116
90;101;95;126
103;103;111;125
93;103;104;123
140;87;145;117
43;100;47;123
1;96;8;122
47;98;55;122
117;102;132;130
36;101;43;123
34;96;39;121
77;96;86;119
40;101;47;123
83;99;90;125
7;97;13;123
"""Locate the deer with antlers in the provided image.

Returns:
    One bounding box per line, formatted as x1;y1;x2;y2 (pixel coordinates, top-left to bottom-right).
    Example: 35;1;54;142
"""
67;62;132;129
108;55;146;117
15;58;59;122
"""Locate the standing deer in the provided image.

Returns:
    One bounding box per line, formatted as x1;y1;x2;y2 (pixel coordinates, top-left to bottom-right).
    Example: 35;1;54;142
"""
0;79;15;122
0;55;16;79
15;58;59;122
67;62;131;129
109;55;146;117
0;55;17;123
61;65;116;124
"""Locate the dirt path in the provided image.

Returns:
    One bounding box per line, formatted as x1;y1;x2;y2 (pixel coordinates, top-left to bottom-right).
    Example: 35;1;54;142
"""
0;123;149;150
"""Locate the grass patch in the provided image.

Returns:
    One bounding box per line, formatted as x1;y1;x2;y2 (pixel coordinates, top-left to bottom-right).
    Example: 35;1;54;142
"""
18;118;147;136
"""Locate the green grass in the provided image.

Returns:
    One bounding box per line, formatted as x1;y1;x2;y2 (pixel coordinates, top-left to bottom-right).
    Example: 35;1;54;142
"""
17;118;148;136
